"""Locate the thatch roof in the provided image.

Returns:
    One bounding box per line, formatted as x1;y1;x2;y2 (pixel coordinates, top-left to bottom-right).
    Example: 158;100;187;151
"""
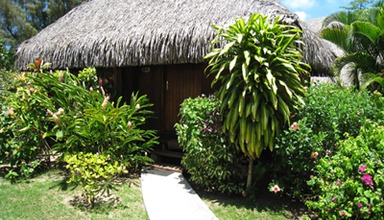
16;0;336;75
303;17;344;57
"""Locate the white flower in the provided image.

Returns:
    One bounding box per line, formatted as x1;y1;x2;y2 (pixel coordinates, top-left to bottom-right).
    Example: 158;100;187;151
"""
56;108;64;115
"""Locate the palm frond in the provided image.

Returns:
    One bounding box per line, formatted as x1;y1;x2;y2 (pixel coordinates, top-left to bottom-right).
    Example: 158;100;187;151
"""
320;28;351;52
323;11;360;28
352;21;381;45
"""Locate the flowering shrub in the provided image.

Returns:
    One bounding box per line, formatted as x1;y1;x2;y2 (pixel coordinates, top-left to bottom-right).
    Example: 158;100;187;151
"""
0;66;157;187
270;84;384;199
306;122;384;219
0;71;51;181
272;118;326;198
175;95;247;194
31;70;158;172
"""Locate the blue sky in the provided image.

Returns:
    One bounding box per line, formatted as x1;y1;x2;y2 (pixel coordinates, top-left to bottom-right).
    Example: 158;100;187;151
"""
281;0;353;20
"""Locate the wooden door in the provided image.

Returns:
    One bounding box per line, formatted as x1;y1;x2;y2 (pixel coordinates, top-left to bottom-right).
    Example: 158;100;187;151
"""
163;65;203;132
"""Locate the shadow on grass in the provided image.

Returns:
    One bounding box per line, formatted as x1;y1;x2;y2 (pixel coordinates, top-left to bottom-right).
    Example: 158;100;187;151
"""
195;185;313;219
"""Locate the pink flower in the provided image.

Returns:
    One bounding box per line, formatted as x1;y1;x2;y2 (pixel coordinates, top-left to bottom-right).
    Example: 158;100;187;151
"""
337;180;342;186
340;210;345;217
359;165;368;173
332;197;336;202
100;86;106;96
358;203;363;208
291;122;299;131
47;109;54;116
90;87;93;93
127;121;132;129
102;96;110;110
270;185;281;193
361;174;374;186
98;78;103;87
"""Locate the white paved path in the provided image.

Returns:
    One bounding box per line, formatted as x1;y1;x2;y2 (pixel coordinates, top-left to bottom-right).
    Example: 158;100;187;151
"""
141;167;218;220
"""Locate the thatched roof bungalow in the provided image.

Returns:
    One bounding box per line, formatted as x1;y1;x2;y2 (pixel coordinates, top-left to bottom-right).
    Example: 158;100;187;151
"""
16;0;338;139
16;0;335;74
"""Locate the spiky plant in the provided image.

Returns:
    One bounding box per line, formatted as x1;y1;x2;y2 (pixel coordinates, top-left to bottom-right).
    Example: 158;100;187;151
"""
205;13;310;189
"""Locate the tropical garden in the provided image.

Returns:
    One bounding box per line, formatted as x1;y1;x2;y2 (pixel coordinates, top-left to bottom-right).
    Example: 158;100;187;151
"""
1;0;384;219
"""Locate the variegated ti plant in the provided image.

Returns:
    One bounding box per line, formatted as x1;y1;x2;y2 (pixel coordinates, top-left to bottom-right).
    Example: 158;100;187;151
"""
205;13;310;189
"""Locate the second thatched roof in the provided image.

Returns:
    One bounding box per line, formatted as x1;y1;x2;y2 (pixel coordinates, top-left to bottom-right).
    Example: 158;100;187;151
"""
16;0;336;75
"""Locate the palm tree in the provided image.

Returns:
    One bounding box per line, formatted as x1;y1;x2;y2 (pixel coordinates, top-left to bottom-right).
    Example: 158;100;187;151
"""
321;5;384;90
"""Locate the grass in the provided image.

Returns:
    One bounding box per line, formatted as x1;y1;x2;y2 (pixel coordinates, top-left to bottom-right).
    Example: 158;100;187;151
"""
198;188;312;220
0;169;148;220
0;168;312;220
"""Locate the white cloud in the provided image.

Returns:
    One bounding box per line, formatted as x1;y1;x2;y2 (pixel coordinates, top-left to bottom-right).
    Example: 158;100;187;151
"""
294;11;308;20
282;0;316;9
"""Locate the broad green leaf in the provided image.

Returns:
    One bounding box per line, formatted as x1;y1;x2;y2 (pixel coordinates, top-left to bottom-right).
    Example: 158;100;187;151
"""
229;56;238;72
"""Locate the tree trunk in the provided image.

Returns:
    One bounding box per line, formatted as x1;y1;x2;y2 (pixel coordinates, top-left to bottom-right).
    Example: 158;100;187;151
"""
246;157;254;190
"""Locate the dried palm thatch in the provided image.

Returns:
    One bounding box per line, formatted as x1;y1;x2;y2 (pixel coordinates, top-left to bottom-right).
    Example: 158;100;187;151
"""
303;17;344;57
16;0;336;75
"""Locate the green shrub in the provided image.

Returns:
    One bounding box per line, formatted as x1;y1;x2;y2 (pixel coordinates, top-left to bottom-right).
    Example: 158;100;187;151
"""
271;84;384;199
0;68;157;184
175;95;246;194
31;70;158;172
64;152;127;207
0;72;51;181
77;67;98;89
306;122;384;219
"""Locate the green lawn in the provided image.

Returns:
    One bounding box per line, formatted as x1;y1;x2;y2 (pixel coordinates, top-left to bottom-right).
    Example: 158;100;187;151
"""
0;169;312;220
0;170;148;220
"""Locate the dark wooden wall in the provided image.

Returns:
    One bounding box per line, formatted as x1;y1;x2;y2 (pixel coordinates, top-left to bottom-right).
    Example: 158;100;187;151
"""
115;63;214;134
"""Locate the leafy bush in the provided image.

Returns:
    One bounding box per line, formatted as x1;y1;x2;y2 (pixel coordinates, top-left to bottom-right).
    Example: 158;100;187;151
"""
64;152;127;207
0;68;157;185
306;122;384;219
77;67;98;90
271;84;384;199
0;71;51;181
31;70;158;172
175;95;246;194
32;70;158;206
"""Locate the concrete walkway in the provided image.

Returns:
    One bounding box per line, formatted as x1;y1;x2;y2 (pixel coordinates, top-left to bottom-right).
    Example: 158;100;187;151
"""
141;167;218;220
